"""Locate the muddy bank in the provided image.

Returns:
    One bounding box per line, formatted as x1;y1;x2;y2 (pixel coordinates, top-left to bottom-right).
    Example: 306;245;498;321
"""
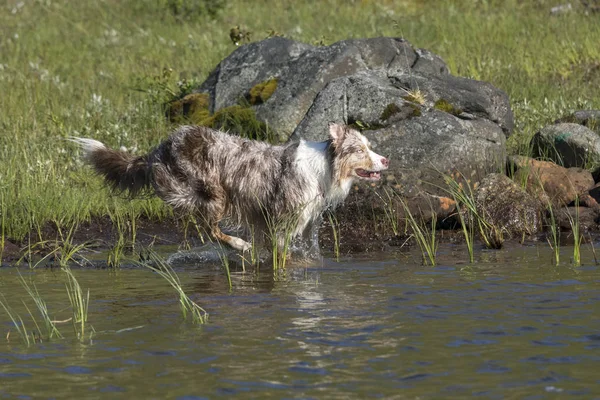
2;201;593;266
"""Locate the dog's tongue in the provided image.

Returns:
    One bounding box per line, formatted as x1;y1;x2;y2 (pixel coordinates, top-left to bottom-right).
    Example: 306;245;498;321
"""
370;171;381;179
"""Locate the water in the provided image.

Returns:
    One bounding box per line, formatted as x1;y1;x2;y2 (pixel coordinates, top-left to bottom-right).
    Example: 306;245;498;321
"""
1;243;600;399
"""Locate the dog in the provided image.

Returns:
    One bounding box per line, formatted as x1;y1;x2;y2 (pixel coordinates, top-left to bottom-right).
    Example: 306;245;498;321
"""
72;123;389;252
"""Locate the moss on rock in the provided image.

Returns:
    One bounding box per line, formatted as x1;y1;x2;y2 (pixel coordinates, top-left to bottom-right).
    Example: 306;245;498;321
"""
381;103;401;121
434;99;462;116
167;93;211;124
165;92;273;142
380;102;422;123
247;78;278;105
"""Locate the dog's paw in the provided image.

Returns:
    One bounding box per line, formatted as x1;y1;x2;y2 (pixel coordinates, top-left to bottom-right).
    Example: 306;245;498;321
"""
229;237;252;253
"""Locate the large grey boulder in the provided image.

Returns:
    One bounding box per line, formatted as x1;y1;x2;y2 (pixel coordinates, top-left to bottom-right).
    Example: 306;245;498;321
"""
364;109;506;197
531;123;600;168
196;36;513;141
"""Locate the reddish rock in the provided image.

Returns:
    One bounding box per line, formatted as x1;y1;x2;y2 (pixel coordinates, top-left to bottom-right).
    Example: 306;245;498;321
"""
510;155;594;207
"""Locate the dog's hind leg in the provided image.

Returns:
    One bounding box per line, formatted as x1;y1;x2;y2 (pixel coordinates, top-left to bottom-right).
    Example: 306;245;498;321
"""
211;225;252;252
195;184;252;253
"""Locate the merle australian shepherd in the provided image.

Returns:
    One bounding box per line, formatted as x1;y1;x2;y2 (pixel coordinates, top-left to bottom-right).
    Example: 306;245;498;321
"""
72;123;388;253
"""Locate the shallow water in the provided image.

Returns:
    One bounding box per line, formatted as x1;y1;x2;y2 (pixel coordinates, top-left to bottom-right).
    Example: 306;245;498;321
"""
1;243;600;399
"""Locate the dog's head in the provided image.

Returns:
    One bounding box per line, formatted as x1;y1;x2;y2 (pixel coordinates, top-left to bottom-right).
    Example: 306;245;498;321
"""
329;123;389;182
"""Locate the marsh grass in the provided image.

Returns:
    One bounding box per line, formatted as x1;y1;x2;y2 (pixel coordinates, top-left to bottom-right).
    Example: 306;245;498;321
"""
443;172;504;251
590;233;598;265
566;199;583;266
53;220;92;269
2;0;600;244
141;251;208;324
399;199;437;266
326;211;340;261
376;188;400;237
215;243;232;290
0;272;72;346
63;267;92;341
0;294;35;346
546;200;561;265
261;205;303;271
0;193;5;264
18;273;64;341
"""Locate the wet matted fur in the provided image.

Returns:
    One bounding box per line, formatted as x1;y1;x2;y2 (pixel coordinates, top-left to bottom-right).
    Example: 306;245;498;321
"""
71;123;389;252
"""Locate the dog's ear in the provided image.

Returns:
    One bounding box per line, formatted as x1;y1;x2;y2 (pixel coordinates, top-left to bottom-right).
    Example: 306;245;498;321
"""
328;123;346;145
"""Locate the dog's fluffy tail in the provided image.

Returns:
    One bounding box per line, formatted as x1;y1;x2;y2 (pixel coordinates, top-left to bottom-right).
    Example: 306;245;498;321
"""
70;137;152;197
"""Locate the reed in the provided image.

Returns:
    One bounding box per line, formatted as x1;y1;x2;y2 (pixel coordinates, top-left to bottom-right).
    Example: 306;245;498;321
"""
18;273;63;340
443;172;503;250
546;200;560;265
399;199;437;266
141;252;208;324
216;243;232;290
262;204;303;270
0;193;5;264
326;211;340;261
376;188;400;237
565;199;582;267
63;267;91;341
0;294;33;346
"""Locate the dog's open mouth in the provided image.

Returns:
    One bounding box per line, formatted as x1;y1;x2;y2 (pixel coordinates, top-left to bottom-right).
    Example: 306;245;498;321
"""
355;168;381;180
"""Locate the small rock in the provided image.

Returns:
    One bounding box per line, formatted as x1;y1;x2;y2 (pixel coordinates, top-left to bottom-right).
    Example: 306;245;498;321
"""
556;110;600;133
531;123;600;168
550;3;572;14
1;240;21;261
556;206;599;232
474;173;543;237
510;155;594;207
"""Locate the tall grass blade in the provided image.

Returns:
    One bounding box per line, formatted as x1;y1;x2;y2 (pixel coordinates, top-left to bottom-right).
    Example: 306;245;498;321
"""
140;252;208;324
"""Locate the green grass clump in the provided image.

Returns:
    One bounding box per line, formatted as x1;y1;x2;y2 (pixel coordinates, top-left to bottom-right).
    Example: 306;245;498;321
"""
1;0;600;244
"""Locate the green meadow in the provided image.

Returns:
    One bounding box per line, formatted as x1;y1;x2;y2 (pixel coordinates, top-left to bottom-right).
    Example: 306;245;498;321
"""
1;0;599;244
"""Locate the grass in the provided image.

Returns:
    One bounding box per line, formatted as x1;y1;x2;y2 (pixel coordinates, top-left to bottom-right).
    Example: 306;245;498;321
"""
400;199;438;266
443;172;504;251
546;200;561;265
261;203;303;270
0;294;35;346
566;199;583;267
326;211;341;261
377;188;400;237
1;0;600;247
140;251;208;324
216;243;233;290
63;267;92;341
0;269;91;346
1;193;5;264
18;273;64;341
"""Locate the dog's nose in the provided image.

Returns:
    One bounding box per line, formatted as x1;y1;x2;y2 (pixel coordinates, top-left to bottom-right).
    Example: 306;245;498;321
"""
381;157;389;168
